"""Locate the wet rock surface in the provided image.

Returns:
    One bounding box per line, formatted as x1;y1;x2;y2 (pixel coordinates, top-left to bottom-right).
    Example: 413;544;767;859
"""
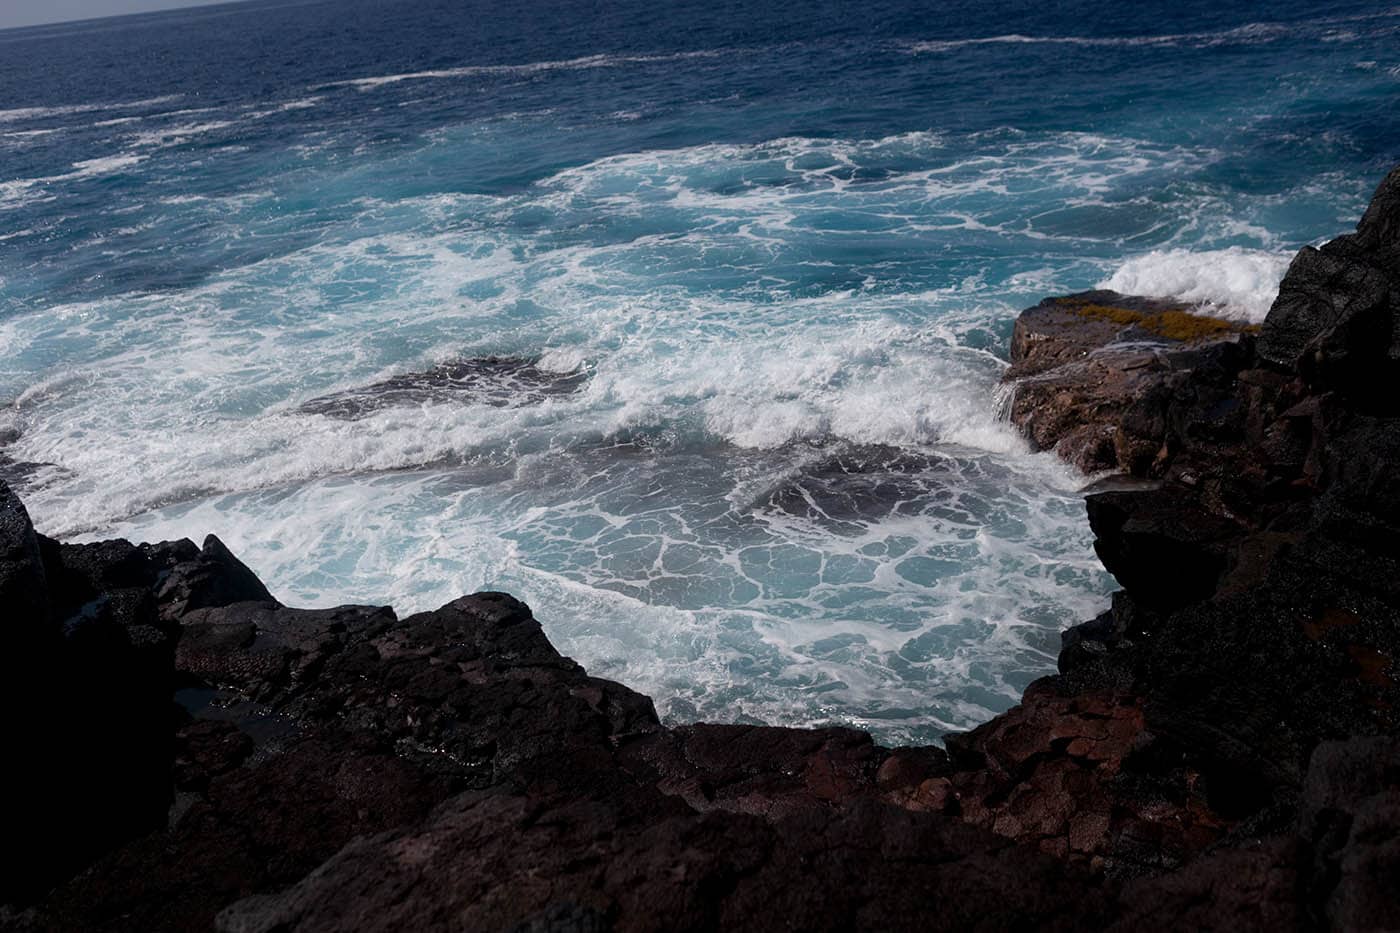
5;167;1400;930
762;444;988;529
1003;290;1257;473
298;355;589;419
0;425;65;490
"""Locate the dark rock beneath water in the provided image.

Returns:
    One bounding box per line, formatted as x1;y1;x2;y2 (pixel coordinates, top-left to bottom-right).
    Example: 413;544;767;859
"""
0;426;67;490
763;444;966;529
0;453;59;488
298;355;589;419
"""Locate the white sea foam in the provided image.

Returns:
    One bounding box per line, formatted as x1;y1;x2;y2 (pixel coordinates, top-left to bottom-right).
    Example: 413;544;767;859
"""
0;154;146;210
0;94;183;125
536;347;589;373
3;126;1243;512
0;9;1383;743
904;9;1400;54
76;431;1103;742
68;154;147;177
907;26;1288;53
1100;247;1293;321
263;96;323;113
128;121;236;147
3;123;1279;741
328;49;728;89
1;128;61;140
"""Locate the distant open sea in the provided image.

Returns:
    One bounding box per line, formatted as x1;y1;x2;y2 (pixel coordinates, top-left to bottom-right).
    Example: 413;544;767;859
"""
1;0;1397;742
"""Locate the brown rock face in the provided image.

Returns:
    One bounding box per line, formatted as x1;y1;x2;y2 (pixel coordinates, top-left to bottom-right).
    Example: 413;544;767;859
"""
993;164;1400;921
944;682;1227;876
1003;291;1256;474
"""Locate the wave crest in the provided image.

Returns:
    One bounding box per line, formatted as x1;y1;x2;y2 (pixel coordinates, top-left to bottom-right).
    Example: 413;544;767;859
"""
1099;247;1292;321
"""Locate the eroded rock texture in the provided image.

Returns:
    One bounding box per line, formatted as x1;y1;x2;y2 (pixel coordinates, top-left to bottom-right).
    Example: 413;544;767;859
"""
1002;291;1257;474
985;164;1400;923
2;495;1107;932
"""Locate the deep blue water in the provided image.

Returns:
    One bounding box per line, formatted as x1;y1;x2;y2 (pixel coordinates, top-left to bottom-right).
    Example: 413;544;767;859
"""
2;0;1397;742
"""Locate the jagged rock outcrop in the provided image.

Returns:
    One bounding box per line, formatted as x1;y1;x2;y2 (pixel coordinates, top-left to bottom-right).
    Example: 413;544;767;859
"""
1002;291;1257;473
985;164;1400;918
3;483;1111;932
1257;168;1400;405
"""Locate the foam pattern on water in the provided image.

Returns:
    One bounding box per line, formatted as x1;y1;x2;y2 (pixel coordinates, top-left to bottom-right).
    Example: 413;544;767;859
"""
1099;247;1294;321
1;0;1393;742
0;128;1148;742
94;438;1105;739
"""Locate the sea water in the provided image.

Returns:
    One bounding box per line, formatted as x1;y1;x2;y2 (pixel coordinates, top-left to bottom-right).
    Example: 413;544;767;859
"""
1;0;1397;743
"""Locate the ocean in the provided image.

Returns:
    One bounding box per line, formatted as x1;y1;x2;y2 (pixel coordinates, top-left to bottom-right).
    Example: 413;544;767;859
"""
1;0;1397;743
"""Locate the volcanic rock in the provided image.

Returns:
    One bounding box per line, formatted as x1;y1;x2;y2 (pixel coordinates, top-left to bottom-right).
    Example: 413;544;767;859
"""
298;356;588;420
1003;291;1257;473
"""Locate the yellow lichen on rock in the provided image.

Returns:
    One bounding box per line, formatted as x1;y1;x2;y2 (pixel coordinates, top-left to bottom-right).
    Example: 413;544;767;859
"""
1054;297;1257;342
1143;310;1238;340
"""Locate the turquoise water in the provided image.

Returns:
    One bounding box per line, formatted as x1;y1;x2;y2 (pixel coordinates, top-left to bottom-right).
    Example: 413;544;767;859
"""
1;0;1397;742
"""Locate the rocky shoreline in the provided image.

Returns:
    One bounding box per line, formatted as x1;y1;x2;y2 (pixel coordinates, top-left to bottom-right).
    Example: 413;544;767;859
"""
4;166;1399;931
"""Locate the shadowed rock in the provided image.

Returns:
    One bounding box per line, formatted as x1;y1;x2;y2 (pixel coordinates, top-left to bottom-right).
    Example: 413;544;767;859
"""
764;445;954;527
213;792;1110;933
0;480;50;632
1258;167;1400;407
1296;736;1400;930
155;534;279;622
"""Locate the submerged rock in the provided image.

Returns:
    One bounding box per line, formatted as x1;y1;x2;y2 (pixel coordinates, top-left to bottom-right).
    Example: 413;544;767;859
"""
762;444;964;528
0;427;66;491
298;355;589;419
